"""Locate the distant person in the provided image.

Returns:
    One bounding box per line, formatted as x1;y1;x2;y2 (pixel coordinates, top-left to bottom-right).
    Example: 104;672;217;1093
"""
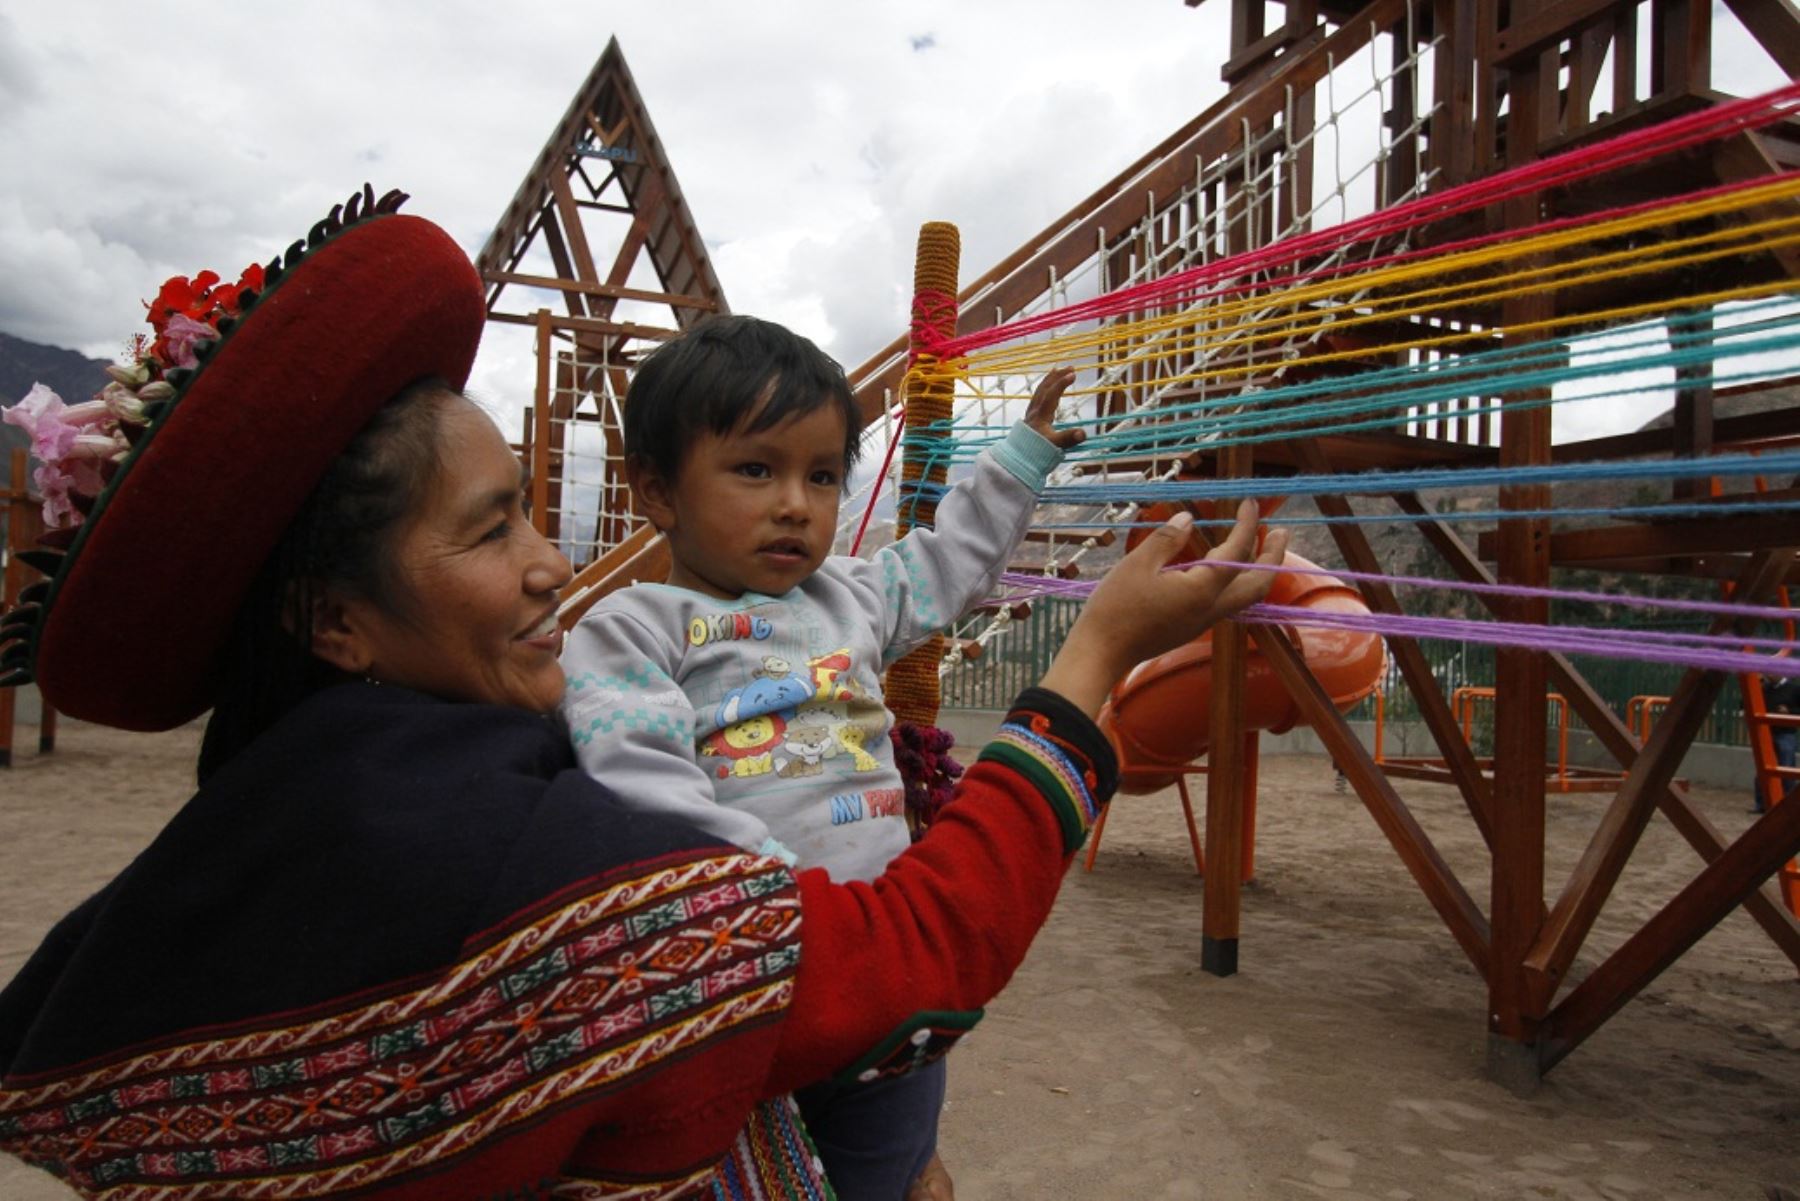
0;187;1286;1198
558;315;1082;1199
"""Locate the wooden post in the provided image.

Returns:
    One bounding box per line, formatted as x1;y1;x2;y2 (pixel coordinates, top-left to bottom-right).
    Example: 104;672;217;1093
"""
884;222;960;728
1487;15;1554;1094
1203;440;1254;976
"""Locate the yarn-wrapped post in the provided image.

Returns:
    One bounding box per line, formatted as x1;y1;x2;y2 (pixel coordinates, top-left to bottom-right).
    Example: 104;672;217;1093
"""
884;221;961;730
884;222;967;840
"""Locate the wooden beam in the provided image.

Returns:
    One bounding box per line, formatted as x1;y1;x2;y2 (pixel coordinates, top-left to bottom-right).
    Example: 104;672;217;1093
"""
1545;653;1800;969
533;214;595;321
547;169;604;305
1020;527;1116;546
1650;0;1710;98
1721;0;1800;78
1522;549;1795;1004
1712;132;1800;280
600;206;654;308
481;270;719;313
1548;397;1800;464
1583;554;1800;585
1431;0;1479;187
1251;623;1493;976
1294;452;1499;844
1491;0;1630;66
1542;784;1800;1070
558;527;671;626
1476;514;1800;564
1394;492;1800;971
1222;19;1310;81
485;311;678;341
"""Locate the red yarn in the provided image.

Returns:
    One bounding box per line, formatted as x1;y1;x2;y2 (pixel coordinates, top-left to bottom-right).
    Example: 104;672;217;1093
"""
907;289;960;363
891;720;965;838
935;82;1800;359
849;404;905;557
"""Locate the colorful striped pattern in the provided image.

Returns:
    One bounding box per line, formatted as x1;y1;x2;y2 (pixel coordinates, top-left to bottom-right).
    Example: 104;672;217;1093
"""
0;856;803;1199
705;1098;832;1200
979;715;1104;854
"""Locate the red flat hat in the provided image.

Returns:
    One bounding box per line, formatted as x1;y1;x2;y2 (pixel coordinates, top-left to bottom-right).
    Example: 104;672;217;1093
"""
0;188;486;730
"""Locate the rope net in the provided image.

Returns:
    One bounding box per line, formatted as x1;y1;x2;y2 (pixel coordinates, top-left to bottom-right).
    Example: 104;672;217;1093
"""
537;343;650;569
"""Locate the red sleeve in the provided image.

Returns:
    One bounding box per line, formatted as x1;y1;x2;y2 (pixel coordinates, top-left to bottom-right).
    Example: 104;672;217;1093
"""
765;687;1118;1094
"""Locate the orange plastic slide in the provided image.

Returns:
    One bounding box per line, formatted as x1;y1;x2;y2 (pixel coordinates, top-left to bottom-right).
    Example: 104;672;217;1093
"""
1098;553;1385;794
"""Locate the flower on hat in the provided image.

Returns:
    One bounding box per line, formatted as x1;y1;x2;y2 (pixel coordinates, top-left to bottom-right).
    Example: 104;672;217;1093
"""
3;385;115;464
158;314;216;370
2;259;261;531
2;384;127;528
145;263;263;354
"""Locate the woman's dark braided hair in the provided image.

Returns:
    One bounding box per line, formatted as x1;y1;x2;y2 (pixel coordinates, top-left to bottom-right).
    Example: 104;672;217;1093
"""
196;379;457;782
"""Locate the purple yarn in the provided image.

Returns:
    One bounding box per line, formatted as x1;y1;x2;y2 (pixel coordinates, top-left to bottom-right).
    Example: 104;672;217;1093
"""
991;571;1800;675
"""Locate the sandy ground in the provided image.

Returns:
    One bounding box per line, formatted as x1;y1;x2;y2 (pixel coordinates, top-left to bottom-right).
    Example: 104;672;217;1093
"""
1;721;1795;1199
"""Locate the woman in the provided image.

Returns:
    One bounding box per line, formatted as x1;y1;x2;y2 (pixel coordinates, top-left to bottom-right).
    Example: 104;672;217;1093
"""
0;187;1284;1199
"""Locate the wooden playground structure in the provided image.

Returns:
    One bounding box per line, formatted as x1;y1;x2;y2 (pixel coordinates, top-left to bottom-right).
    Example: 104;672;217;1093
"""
2;1;1794;1097
480;1;1800;1092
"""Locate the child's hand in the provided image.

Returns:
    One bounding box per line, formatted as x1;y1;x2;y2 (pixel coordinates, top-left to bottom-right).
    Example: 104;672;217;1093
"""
1025;366;1085;451
1041;500;1288;716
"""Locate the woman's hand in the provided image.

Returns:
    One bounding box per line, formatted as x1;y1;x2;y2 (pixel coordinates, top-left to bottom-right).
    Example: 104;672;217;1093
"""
1024;366;1085;451
1040;499;1287;716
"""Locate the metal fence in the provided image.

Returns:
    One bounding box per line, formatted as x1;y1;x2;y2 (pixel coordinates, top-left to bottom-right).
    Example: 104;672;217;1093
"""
941;600;1086;710
940;602;1756;746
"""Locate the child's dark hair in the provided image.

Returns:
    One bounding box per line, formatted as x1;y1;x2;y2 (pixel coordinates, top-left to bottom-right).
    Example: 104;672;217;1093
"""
624;315;863;479
197;379;458;782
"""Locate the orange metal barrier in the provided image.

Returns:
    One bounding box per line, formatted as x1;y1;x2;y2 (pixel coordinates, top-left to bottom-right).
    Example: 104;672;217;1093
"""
1626;694;1670;743
1380;684;1627;793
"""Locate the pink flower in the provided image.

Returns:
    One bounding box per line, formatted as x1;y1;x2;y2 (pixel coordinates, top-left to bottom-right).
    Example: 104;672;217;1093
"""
3;382;66;438
3;384;99;462
32;460;79;528
4;382;124;530
30;445;110;531
159;313;216;369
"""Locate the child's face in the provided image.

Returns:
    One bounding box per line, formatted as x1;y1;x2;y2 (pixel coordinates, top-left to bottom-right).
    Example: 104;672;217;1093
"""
633;401;848;599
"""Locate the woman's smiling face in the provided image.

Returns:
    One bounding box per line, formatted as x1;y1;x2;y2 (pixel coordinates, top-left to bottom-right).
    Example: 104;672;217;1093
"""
332;394;573;713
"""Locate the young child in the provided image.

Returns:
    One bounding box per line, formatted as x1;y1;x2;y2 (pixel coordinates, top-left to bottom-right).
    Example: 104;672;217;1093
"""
559;315;1080;1198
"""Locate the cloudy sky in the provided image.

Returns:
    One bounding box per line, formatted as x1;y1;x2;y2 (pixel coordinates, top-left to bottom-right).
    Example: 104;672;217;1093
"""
2;1;1789;441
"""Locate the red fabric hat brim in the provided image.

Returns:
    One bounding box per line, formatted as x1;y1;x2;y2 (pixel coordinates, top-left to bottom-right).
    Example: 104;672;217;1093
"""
33;213;486;731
